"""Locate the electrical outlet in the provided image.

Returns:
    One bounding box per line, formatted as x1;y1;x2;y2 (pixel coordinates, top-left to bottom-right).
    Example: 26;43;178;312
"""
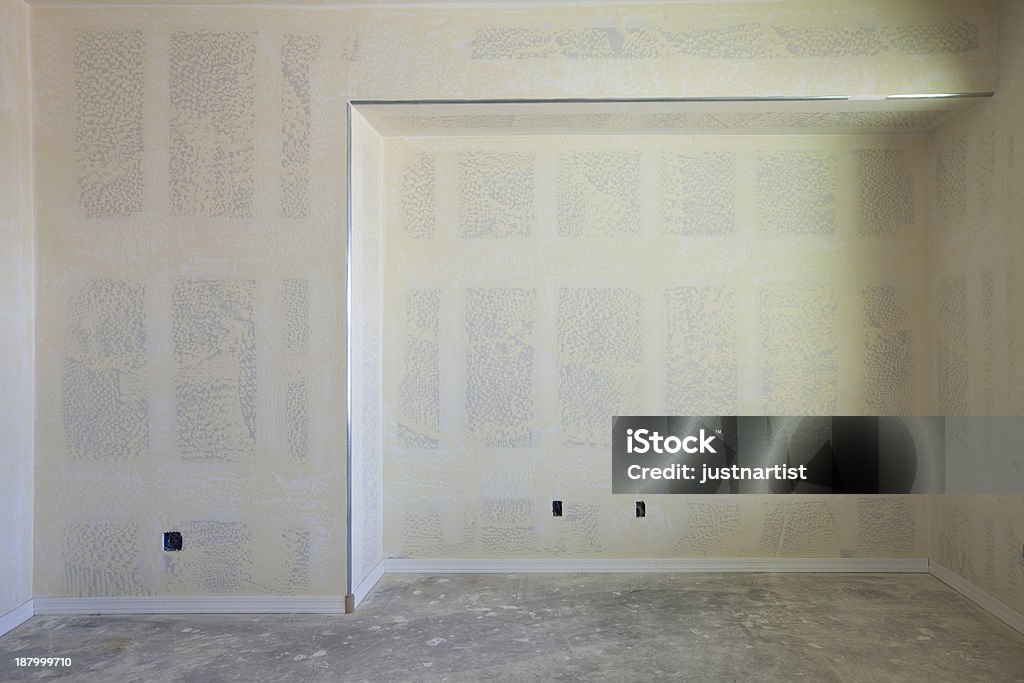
636;501;646;518
552;500;563;517
163;531;183;551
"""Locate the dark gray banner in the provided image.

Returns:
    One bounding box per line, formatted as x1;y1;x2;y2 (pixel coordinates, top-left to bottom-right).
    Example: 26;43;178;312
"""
612;416;966;494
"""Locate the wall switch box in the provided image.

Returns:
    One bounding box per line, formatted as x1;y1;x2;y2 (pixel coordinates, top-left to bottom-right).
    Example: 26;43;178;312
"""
163;531;183;551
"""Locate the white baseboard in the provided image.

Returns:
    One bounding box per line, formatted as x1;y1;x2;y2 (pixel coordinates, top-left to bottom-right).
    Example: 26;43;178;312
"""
352;560;385;610
929;561;1024;635
36;558;1024;631
0;600;34;637
33;596;346;615
384;557;929;574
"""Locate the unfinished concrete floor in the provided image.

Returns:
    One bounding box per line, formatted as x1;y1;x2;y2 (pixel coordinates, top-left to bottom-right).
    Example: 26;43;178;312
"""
1;573;1023;682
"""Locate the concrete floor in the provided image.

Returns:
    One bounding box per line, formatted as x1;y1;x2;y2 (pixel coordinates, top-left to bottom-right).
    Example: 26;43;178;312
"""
1;574;1023;682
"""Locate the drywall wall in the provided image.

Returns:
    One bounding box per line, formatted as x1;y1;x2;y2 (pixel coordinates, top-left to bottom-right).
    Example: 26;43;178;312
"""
29;0;995;597
32;11;350;598
349;110;384;590
929;0;1024;615
0;0;34;620
380;133;933;559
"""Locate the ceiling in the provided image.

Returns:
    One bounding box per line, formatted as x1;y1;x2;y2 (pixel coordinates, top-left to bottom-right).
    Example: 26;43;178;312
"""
26;0;810;5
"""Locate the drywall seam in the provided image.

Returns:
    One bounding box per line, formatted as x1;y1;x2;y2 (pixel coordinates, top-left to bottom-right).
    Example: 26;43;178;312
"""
930;560;1024;635
384;558;930;573
0;600;34;638
32;596;347;614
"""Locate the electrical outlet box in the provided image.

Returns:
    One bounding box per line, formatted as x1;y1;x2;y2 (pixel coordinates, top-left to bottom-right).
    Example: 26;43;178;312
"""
163;531;183;551
636;501;646;518
552;500;563;517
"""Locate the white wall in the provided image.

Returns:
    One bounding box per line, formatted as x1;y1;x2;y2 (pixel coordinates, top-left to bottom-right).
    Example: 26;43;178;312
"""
0;0;34;619
380;131;933;560
929;0;1024;616
27;0;996;597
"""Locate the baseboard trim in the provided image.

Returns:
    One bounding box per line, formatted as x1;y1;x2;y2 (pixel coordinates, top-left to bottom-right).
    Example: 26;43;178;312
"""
29;559;976;618
0;600;34;637
929;561;1024;635
351;560;385;611
383;557;929;574
33;596;346;615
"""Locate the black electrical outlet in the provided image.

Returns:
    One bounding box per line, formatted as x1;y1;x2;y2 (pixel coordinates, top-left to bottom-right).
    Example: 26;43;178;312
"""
636;501;646;518
163;531;183;551
552;500;563;517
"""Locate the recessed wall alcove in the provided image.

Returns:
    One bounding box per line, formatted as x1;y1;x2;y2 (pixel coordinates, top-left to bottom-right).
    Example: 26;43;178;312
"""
346;94;992;602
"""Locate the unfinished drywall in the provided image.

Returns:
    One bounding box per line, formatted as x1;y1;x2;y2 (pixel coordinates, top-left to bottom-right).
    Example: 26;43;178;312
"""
29;0;995;597
380;132;933;559
929;0;1024;615
349;110;384;590
0;0;34;620
32;10;351;598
